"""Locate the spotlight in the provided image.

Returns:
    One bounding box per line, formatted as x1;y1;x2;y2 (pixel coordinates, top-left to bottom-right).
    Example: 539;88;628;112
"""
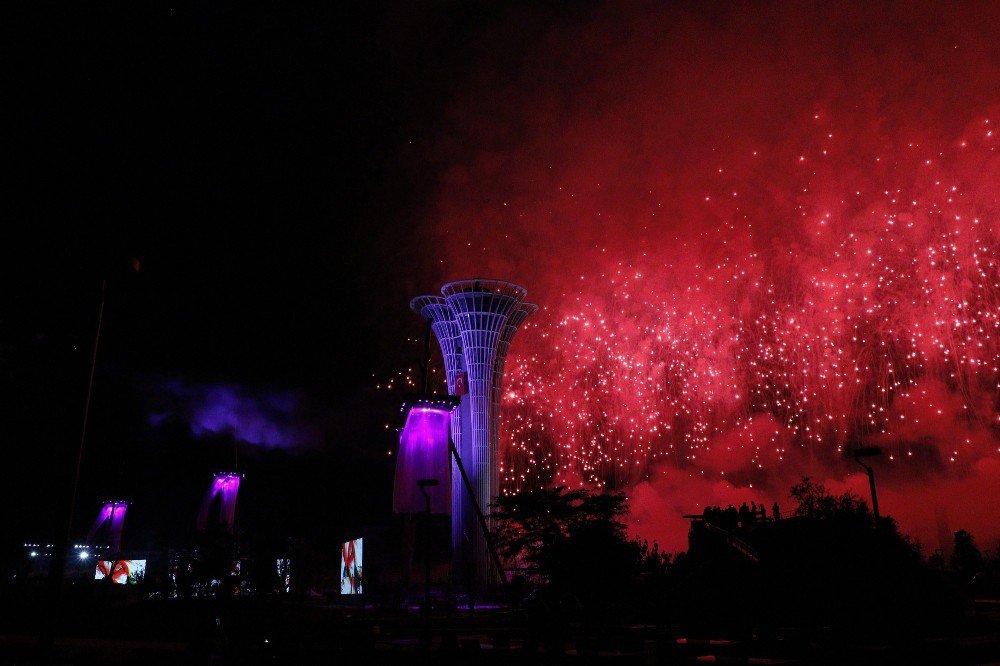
79;551;90;560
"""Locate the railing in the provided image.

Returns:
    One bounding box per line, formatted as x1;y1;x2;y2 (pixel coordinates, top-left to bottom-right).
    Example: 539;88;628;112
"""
702;522;760;563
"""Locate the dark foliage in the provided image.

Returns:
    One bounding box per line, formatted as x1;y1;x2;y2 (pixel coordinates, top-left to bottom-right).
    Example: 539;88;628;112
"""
495;479;974;643
673;478;962;641
492;486;670;618
951;529;985;582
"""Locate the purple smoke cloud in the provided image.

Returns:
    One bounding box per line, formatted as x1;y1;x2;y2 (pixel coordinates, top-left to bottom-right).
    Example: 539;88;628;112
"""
150;379;323;450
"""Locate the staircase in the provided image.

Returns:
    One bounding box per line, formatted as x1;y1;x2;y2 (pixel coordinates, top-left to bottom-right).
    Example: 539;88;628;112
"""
703;522;761;563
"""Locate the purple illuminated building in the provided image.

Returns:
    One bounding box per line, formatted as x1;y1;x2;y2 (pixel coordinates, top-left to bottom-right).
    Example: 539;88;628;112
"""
393;401;453;514
412;279;534;586
197;472;241;533
87;501;128;552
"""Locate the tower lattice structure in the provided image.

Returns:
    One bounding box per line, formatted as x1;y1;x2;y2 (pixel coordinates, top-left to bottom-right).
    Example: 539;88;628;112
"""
410;295;467;556
412;279;534;586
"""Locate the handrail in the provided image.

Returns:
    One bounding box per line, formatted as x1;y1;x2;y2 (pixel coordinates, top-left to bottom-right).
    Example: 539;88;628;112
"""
702;523;760;563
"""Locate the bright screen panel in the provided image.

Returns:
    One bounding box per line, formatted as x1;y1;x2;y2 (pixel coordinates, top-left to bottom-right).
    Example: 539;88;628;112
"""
95;559;146;585
340;538;362;594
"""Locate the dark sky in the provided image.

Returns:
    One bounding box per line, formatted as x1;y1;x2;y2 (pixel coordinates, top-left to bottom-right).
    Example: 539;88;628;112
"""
3;1;483;384
0;1;525;559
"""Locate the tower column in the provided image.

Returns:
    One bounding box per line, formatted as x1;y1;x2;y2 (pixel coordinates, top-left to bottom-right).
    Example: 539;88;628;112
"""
412;280;534;588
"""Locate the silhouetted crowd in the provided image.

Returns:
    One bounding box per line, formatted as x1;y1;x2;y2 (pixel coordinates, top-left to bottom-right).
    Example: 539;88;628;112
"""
702;501;781;531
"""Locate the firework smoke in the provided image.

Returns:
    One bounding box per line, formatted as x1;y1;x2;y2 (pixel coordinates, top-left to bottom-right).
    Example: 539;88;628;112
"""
408;2;1000;551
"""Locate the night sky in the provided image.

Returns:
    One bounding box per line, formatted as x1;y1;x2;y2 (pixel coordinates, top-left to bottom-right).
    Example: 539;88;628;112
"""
1;1;474;557
2;2;999;560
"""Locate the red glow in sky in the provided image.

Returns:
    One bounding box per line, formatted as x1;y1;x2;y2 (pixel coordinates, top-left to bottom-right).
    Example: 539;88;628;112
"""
414;3;1000;552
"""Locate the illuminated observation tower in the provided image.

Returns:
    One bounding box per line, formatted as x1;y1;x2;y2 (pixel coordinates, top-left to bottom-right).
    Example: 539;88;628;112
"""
411;279;534;587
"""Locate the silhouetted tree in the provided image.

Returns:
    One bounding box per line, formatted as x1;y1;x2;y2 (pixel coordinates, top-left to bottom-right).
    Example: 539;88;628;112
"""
493;487;628;573
492;487;669;616
790;477;868;519
974;542;1000;597
674;477;961;641
950;529;984;583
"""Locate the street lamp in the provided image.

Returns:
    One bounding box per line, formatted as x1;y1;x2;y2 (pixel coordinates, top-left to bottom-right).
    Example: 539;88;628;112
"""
417;478;440;617
853;446;882;520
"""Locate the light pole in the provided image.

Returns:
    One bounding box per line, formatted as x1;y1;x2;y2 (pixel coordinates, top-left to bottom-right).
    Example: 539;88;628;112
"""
54;259;140;586
66;279;108;560
42;260;139;655
853;446;882;520
41;278;108;655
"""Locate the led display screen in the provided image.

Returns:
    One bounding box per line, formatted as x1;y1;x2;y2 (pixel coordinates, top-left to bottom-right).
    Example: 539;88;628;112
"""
95;559;146;585
340;539;362;594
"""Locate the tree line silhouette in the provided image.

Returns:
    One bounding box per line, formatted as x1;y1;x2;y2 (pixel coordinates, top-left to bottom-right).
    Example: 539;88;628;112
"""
492;477;1000;643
